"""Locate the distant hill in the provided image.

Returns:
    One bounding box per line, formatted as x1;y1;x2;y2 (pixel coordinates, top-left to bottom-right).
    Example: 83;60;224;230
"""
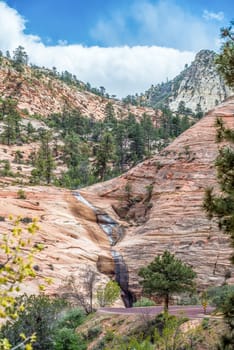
141;50;233;113
0;55;158;121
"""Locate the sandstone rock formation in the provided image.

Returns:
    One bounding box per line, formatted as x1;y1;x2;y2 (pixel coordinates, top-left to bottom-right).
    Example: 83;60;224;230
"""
80;97;234;295
0;186;113;295
145;50;233;113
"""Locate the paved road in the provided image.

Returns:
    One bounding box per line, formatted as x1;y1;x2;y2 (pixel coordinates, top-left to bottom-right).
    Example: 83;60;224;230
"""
99;305;215;319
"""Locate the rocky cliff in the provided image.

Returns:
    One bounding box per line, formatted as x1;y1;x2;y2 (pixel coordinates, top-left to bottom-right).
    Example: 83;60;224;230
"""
144;50;233;113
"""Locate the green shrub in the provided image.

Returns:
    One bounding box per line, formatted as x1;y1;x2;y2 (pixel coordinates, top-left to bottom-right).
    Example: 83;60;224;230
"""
0;294;66;350
207;285;234;309
20;217;33;223
96;281;120;307
104;330;115;342
17;189;26;199
177;293;200;305
54;328;87;350
87;325;102;340
133;297;156;307
110;336;154;350
201;317;210;330
92;338;106;350
57;308;85;330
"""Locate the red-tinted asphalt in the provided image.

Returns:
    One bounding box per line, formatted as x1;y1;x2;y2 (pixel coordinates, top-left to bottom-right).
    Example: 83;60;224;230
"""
98;305;215;319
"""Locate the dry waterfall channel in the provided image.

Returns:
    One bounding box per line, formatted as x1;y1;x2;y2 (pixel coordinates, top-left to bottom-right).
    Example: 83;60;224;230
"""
74;192;134;307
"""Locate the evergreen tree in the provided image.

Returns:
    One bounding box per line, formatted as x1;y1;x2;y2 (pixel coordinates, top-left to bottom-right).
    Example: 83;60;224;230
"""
141;113;155;155
12;46;28;72
195;103;204;119
215;21;234;88
94;132;115;181
104;102;116;128
138;251;196;311
13;45;28;65
0;98;21;145
115;121;128;172
31;131;55;184
63;132;81;167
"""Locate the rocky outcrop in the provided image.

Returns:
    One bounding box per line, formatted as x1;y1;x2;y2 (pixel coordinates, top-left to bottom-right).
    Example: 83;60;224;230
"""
80;97;234;294
145;50;233;113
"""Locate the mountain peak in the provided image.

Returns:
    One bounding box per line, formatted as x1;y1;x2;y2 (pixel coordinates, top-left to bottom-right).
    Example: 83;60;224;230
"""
144;49;233;113
195;49;215;60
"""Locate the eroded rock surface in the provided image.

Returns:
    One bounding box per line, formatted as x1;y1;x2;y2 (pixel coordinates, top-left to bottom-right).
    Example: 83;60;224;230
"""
0;186;113;295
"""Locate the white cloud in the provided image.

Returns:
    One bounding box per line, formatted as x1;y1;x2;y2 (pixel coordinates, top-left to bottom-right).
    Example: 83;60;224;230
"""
203;10;224;21
0;1;195;98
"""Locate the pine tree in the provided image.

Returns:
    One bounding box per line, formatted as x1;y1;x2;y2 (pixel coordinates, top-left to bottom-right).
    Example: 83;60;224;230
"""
215;20;234;88
115;121;128;172
13;46;28;65
31;131;55;184
0;98;21;145
138;251;196;311
141;113;155;155
94;132;115;181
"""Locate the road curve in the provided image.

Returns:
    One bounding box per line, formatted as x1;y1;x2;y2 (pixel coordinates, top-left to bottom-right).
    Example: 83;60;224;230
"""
98;305;215;319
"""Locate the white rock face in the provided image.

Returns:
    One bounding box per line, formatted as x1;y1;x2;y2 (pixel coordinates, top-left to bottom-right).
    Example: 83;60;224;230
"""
168;50;233;112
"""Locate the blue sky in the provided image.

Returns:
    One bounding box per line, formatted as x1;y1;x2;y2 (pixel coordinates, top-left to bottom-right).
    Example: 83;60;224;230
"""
0;0;233;96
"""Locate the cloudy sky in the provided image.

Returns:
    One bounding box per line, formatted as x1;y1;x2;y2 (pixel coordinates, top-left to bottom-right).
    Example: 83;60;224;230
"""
0;0;233;97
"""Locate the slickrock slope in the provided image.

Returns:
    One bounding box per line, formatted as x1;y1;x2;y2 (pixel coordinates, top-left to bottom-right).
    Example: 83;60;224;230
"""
0;186;114;295
0;59;159;121
81;97;234;294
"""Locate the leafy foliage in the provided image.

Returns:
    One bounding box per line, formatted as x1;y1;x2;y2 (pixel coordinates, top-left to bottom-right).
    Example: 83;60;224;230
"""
0;295;66;350
207;285;234;309
0;217;41;349
53;328;87;350
0;217;40;320
133;297;156;307
56;308;85;330
96;281;120;307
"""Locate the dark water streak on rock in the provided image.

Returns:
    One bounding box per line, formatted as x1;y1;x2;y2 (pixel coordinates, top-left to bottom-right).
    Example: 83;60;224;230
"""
74;191;134;307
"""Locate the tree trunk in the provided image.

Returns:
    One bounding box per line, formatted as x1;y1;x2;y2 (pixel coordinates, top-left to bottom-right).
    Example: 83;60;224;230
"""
164;294;169;312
